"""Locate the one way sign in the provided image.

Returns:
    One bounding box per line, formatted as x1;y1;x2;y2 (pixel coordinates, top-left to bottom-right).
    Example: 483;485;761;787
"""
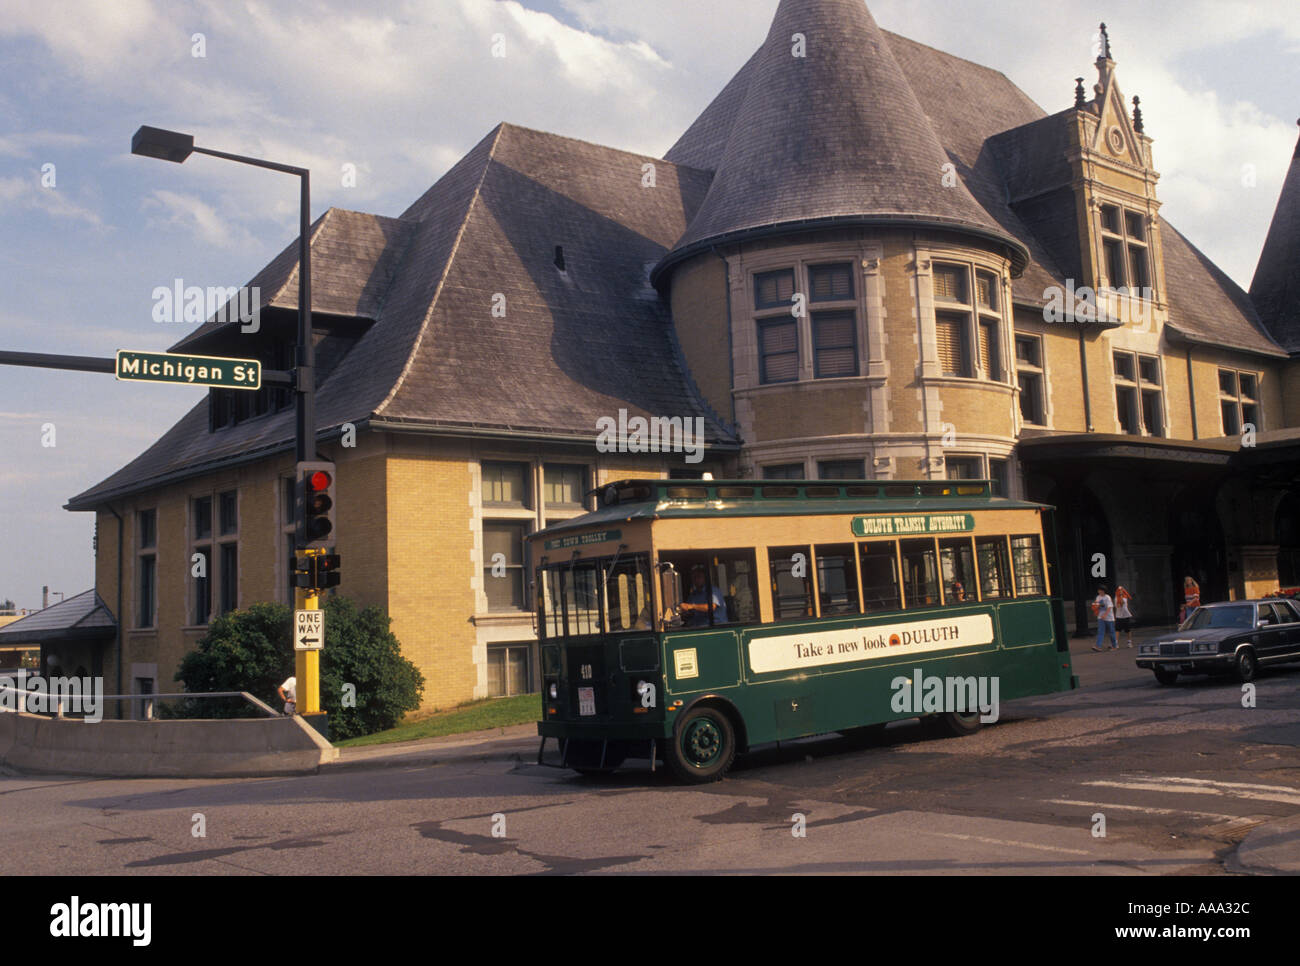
294;609;324;651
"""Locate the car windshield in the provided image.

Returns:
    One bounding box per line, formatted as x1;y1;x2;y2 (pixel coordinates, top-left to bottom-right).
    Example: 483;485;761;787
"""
1180;605;1253;631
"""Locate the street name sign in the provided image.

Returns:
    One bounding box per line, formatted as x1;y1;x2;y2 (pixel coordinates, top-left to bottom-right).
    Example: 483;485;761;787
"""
294;609;324;651
115;349;261;390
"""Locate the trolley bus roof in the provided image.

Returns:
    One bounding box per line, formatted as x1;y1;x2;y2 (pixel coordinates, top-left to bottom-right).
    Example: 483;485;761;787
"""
530;478;1049;541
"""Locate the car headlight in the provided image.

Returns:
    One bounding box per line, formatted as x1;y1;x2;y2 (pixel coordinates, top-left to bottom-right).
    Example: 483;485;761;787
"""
1192;642;1217;654
1139;645;1158;655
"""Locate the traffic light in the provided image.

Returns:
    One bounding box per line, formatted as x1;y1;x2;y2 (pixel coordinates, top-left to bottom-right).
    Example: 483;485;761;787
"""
296;461;336;550
292;553;341;590
315;553;341;589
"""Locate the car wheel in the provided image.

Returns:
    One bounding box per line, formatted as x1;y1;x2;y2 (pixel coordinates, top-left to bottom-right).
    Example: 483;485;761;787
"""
1234;648;1258;684
1152;666;1179;685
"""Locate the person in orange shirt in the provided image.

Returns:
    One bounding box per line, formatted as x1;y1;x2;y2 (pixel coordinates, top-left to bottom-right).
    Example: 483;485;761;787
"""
1180;576;1201;624
1114;585;1134;647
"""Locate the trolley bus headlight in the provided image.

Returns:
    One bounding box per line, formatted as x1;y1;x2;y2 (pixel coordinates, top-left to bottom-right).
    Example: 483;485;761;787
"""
548;683;558;699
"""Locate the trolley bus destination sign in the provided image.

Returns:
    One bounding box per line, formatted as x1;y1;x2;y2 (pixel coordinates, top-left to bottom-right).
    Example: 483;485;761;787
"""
115;349;261;390
544;529;621;551
851;513;975;537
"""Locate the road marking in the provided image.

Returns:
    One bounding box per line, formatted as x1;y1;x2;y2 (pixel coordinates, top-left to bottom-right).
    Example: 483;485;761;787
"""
1046;798;1242;822
1083;779;1300;806
922;830;1091;855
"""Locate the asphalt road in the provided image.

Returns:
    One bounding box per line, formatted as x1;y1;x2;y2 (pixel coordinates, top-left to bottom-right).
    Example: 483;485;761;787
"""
4;643;1299;875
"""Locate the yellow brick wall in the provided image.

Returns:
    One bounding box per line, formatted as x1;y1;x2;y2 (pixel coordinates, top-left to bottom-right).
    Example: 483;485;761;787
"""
385;438;476;710
750;387;867;440
669;253;732;422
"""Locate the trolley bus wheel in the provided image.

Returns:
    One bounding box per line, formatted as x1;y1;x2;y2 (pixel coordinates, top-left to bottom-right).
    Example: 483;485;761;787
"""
667;705;736;783
934;710;983;737
1152;666;1180;686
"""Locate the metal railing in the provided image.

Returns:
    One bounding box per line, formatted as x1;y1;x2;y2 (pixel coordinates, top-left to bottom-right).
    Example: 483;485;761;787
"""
0;685;281;720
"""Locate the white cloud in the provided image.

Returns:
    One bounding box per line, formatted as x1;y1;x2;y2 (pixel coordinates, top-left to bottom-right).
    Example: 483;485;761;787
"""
0;175;103;225
141;188;257;249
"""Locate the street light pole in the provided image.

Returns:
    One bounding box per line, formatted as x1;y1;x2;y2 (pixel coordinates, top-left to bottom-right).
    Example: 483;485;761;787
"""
131;126;322;723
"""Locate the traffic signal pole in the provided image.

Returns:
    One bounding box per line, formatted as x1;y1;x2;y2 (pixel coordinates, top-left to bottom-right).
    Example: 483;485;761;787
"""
293;167;321;720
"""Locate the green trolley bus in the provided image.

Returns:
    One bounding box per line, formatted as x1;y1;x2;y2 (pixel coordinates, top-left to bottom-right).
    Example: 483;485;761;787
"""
532;478;1077;783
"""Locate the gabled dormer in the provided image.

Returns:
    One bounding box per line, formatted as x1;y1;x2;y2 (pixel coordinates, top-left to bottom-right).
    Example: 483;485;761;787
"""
1067;24;1168;318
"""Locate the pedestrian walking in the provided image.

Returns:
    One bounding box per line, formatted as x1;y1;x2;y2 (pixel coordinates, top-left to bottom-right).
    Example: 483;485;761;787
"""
1091;585;1117;651
1114;584;1135;647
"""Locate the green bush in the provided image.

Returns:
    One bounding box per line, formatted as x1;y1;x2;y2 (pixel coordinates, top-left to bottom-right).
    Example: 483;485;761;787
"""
175;597;424;739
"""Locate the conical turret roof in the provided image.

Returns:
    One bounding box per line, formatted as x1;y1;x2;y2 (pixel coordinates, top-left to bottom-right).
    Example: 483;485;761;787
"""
655;0;1027;284
1250;126;1300;354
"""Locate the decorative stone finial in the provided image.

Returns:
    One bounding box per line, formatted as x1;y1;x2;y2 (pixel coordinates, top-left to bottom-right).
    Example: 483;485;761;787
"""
1075;77;1087;108
1099;22;1111;60
1132;95;1144;134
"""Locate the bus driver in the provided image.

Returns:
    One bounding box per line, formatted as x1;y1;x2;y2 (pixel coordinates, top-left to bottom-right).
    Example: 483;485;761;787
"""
680;564;729;627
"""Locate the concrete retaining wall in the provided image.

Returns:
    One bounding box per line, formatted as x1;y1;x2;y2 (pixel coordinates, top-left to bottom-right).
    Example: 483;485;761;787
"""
0;712;338;778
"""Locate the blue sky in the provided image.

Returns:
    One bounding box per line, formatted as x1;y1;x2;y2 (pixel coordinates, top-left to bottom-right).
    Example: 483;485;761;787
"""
0;0;1297;610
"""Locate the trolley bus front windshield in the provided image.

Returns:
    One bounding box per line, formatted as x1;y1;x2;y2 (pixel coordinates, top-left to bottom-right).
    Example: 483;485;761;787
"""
539;553;654;639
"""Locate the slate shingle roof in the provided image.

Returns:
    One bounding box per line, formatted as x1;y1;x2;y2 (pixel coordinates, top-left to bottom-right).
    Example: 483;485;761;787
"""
172;209;417;353
660;0;1281;355
657;0;1028;282
1250;130;1300;354
0;590;116;642
68;124;732;509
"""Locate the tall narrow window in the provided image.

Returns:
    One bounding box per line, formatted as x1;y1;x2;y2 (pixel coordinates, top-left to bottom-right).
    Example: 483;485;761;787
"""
1113;351;1161;436
935;313;970;377
543;464;585;508
483;522;527;611
137;509;156;629
758;317;798;384
812;310;857;378
483;462;529;507
1219;368;1261;435
216;489;238;615
192;496;212;625
755;268;799;385
1015;335;1045;425
975;270;1002;381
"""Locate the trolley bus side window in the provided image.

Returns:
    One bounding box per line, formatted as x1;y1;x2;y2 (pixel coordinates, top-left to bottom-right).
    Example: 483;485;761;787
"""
901;539;940;607
859;541;902;612
815;543;860;615
1010;535;1047;597
939;538;977;604
976;537;1012;599
769;545;814;620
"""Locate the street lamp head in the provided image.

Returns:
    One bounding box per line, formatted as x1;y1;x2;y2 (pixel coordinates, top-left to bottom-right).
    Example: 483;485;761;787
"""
131;125;194;163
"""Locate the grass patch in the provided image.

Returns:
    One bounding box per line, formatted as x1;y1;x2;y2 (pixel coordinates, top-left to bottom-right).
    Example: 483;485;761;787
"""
337;693;541;747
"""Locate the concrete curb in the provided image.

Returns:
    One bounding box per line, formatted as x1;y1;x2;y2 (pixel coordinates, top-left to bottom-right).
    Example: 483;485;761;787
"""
0;711;338;778
325;724;540;774
1227;815;1300;875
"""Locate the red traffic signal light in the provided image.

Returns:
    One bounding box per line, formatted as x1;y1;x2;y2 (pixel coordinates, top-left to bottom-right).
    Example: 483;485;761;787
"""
296;461;336;550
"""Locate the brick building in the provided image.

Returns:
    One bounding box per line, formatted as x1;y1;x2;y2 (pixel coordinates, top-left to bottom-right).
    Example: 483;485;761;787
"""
65;0;1299;708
